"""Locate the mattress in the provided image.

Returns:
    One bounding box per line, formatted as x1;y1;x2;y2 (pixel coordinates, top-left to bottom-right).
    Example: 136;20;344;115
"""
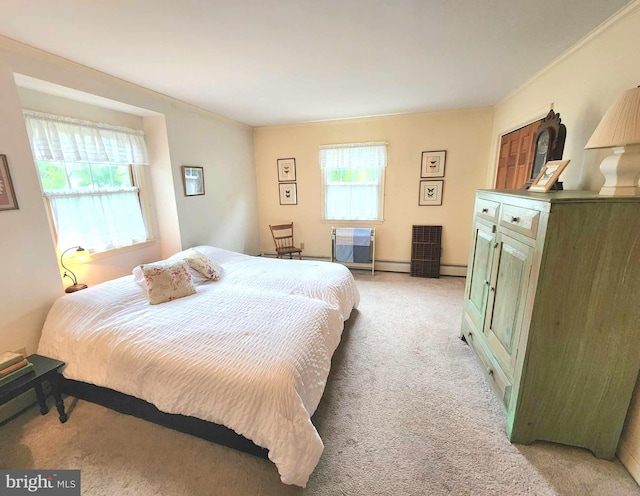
37;247;360;486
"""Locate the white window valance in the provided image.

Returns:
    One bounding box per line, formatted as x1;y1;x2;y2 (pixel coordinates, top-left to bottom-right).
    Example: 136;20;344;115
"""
23;110;150;165
319;142;387;170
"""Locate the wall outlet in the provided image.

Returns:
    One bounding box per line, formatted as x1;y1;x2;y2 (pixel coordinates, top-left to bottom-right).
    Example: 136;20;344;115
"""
300;242;305;250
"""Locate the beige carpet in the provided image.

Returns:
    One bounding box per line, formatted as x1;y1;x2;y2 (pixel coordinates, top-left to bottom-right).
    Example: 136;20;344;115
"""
1;272;639;495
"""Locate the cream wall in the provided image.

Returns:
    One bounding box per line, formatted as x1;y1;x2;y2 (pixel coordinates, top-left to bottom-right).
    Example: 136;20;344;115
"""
488;1;640;482
254;108;494;272
0;58;62;358
165;110;259;254
0;35;259;362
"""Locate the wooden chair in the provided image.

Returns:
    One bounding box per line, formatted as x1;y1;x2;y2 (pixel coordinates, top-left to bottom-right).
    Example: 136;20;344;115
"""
269;223;302;259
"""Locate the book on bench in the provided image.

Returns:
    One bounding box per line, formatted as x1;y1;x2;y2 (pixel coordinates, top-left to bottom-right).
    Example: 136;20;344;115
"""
0;351;25;370
0;361;34;387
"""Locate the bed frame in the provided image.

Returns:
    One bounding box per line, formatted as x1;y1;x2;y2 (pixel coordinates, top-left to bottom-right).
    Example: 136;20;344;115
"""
61;377;269;459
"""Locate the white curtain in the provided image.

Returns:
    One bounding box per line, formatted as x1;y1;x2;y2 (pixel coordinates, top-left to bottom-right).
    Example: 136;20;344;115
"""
46;188;147;252
320;142;387;221
24;110;149;165
23;111;150;252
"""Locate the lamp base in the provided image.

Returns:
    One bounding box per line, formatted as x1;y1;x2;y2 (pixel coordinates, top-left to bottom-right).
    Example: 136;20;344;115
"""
599;145;640;196
65;284;88;294
599;185;640;196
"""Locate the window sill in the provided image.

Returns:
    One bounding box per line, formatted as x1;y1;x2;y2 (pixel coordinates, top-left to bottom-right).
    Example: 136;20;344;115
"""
321;219;384;224
85;239;157;262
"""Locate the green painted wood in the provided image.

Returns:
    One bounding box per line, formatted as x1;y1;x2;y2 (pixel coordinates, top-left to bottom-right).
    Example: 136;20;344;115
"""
485;233;533;378
463;191;640;460
465;222;495;331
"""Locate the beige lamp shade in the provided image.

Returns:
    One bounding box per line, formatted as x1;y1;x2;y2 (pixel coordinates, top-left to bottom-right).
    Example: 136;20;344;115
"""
585;86;640;149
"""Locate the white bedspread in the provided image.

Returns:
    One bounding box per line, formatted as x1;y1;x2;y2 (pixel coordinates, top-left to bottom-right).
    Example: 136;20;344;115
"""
187;246;359;321
37;249;360;487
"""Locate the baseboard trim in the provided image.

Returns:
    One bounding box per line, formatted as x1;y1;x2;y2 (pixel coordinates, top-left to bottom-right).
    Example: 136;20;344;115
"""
618;441;640;485
259;253;467;277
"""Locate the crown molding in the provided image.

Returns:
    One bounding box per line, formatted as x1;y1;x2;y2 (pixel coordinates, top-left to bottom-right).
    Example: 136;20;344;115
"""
498;0;640;106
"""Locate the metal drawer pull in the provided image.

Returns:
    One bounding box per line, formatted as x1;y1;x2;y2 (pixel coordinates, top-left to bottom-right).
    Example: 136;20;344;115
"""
481;208;489;213
511;216;520;223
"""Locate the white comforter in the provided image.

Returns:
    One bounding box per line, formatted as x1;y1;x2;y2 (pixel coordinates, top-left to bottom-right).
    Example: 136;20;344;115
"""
184;246;359;321
37;248;359;486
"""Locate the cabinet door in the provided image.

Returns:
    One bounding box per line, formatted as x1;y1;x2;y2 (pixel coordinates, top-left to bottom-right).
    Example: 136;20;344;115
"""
484;232;533;378
464;222;496;332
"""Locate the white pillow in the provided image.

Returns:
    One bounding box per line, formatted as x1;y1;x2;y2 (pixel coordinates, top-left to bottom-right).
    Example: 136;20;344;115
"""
140;260;196;305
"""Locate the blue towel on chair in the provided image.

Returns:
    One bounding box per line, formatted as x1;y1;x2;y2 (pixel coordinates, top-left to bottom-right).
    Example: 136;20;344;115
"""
335;228;371;263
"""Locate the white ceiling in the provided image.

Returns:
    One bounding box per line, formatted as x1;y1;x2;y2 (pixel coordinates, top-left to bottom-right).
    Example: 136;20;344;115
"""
0;0;633;127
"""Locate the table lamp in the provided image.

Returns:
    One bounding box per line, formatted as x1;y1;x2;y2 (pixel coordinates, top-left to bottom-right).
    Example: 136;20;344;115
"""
61;246;88;293
585;86;640;196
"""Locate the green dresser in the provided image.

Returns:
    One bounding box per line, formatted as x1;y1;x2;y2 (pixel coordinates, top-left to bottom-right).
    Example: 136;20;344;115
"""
461;189;640;459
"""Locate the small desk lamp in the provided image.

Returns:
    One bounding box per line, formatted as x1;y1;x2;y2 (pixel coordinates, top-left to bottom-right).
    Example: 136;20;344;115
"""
61;246;88;293
585;86;640;196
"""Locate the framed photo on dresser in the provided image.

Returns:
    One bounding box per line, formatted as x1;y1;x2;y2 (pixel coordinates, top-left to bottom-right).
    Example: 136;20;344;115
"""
529;160;570;192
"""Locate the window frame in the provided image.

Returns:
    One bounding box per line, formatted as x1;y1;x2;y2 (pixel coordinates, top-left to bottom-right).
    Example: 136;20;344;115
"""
320;142;387;222
36;159;152;255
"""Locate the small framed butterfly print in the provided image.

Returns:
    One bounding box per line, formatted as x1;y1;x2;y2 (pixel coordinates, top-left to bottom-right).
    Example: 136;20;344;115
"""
421;150;446;178
419;180;443;206
277;158;296;182
279;183;297;205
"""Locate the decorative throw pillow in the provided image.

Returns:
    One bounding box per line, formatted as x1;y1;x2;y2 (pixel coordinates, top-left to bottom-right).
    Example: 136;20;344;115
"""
182;248;222;281
141;260;196;304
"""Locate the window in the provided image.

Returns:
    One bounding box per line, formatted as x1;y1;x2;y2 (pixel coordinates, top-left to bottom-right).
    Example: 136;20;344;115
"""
320;142;387;221
24;111;150;253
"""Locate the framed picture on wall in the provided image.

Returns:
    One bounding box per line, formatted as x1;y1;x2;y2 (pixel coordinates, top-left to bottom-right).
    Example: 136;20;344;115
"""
277;158;296;182
182;166;205;196
279;183;297;205
421;150;446;178
418;180;443;206
0;154;19;211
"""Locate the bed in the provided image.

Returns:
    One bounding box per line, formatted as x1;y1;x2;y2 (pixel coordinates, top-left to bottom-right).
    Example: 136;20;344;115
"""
37;246;359;487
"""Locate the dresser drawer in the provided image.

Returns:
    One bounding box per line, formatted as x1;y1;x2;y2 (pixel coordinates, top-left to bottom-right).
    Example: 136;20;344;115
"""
476;198;500;223
500;204;540;239
463;322;512;410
